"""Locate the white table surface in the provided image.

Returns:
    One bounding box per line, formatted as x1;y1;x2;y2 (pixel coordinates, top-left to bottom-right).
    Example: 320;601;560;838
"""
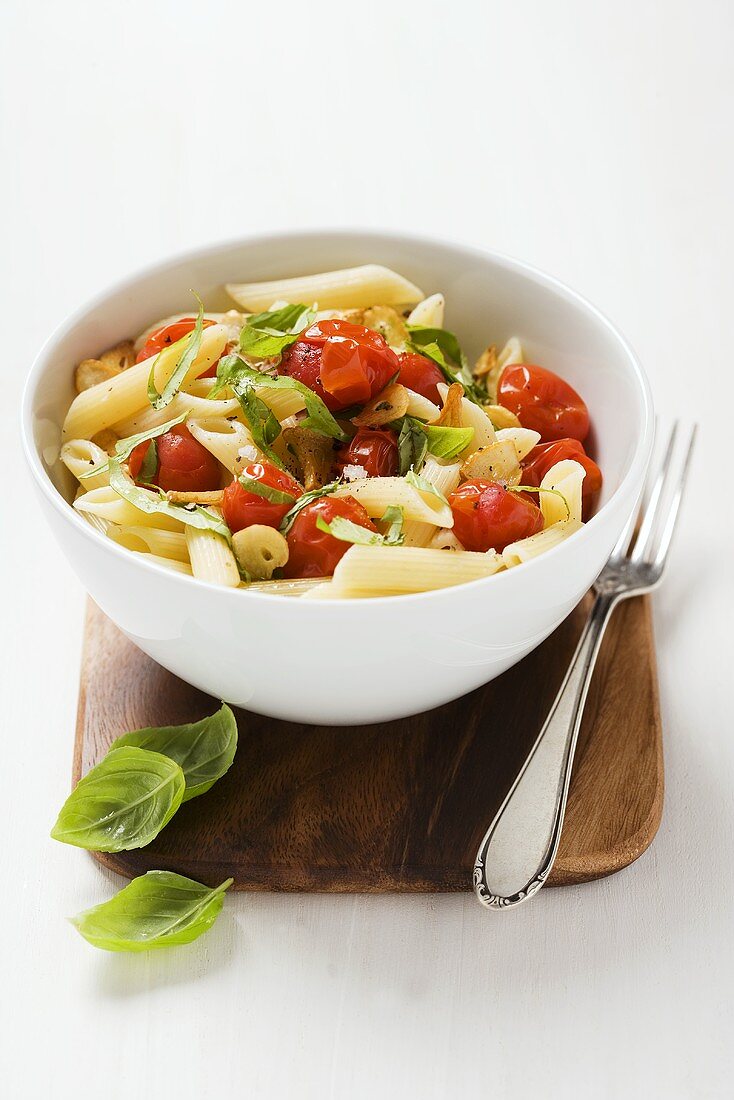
2;2;733;1097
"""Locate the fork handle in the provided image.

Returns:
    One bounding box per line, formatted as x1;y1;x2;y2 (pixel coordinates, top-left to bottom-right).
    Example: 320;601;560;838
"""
473;590;620;909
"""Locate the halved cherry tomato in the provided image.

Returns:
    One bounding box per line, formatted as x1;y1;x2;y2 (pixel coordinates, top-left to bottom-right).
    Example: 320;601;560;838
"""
448;478;544;552
136;317;220;378
337;428;399;479
397;352;444;404
221;462;303;533
128;423;221;493
280;320;399;410
521;438;602;519
497;364;590;442
284;495;376;578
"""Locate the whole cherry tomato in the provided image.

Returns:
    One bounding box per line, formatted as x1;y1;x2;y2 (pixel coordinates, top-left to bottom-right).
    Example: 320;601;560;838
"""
397;352;444;404
449;478;544;552
279;339;342;411
284;495;376;578
128;423;221;493
221;462;303;533
521;438;602;519
497;364;590;442
281;320;399;410
136;317;220;378
337;428;399;478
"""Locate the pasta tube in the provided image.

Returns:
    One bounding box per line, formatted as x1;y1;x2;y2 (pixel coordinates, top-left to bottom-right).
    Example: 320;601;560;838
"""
331;546;504;597
61;439;111;490
187;417;259;474
63;325;228;441
185;524;239;587
73;487;185;531
502;519;582;567
540;459;586;526
437;384;496;453
407;293;445;328
226;265;425;312
334;476;453;528
401;457;461;547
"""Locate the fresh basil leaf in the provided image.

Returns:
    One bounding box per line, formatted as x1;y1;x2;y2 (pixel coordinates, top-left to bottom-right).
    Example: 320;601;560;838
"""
237;474;297;506
238;303;314;360
70;870;233;952
209;351;244;397
512;484;570;517
405;467;450;505
147;294;205;411
423;424;474;460
51;747;185;852
109;457;232;542
315;514;385;546
231;365;347;442
138;439;158;483
407;324;485;403
231;382;284;468
79;411;188;480
110;703;238;803
279;479;342;535
379;505;405;545
397;417;428;476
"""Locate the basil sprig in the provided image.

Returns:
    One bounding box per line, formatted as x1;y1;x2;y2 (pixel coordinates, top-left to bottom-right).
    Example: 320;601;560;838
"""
226;364;347;442
315;505;405;547
147;294;205;410
111;703;238;803
422;424;474;459
109;456;232;542
71;871;233;952
407;324;485;403
80;411;188;480
51;747;185;852
279;479;342;535
237;474;297;506
231;382;285;468
395;417;474;474
239;303;314;359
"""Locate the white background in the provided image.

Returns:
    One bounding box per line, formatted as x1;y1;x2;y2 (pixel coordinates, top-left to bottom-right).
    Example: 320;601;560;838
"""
2;1;733;1097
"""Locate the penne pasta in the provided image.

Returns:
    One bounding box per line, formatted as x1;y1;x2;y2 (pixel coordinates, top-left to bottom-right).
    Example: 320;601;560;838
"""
106;525;190;562
134;310;245;352
540;459;586;526
187;417;259;474
186;524;240;587
407;293;445;328
404;388;440;421
502;519;582;567
245;577;329;596
330;545;504;597
495;427;541;461
61;439;111;490
335;476;453;528
63;324;228;441
73;487;185;531
401;457;461;547
113;388;241;437
226;265;425;312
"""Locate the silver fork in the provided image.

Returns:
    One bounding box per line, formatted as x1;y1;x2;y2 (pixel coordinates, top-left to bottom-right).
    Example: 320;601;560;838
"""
473;423;697;910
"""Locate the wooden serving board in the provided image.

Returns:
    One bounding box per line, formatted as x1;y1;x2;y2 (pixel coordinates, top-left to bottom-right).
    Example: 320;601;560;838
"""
74;596;663;892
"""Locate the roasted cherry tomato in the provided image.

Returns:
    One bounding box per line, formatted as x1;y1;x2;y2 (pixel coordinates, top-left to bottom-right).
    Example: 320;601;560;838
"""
337;428;399;479
521;438;602;519
136;317;220;378
397;352;444;404
497;363;590;442
128;423;221;493
284;496;376;578
221;462;303;533
449;478;543;552
279;339;342;411
280;320;399;410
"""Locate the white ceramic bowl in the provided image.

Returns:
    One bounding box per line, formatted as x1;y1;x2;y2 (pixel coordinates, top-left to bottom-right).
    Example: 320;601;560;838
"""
22;231;653;725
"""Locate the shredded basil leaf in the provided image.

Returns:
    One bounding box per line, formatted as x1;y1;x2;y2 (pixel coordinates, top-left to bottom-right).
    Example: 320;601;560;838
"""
231;382;284;468
51;747;185;852
111;703;238;803
80;411;188;480
405;467;450;505
238;303;314;360
237;474;297;506
70;870;233;952
227;364;347;442
137;439;158;483
512;484;570;518
397;417;428;475
379;505;405;545
406;324;485;403
109;456;232;542
315;515;385;546
279;479;342;535
422;424;474;460
147;294;205;411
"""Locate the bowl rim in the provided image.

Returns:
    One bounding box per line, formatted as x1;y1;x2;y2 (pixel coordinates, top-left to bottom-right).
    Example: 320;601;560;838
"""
21;226;654;608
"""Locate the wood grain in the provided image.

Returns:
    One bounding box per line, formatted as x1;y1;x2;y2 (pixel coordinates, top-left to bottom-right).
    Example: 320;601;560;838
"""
73;596;663;891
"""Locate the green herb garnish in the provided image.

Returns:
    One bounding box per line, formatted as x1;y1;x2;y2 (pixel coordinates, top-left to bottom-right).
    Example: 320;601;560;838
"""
147;294;205;410
110;704;238;803
236;474;297;506
51;747;185;852
80;411;187;480
397;417;429;475
109;457;232;542
379;505;405;545
512;484;571;518
279;479;342;535
406;323;484;403
70;871;233;952
405;467;450;505
229;365;347;441
231;382;284;468
422;424;474;460
315;504;405;547
239;303;314;360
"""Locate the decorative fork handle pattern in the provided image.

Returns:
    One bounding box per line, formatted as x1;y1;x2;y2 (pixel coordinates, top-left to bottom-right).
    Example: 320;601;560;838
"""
473;589;621;909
